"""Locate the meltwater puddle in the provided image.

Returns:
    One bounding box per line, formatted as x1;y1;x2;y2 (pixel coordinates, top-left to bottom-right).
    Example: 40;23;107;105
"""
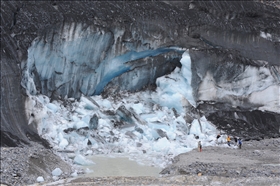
78;154;162;177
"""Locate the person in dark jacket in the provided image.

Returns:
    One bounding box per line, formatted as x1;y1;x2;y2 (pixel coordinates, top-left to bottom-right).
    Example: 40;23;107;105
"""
216;134;221;144
198;141;202;152
234;136;238;146
238;138;242;149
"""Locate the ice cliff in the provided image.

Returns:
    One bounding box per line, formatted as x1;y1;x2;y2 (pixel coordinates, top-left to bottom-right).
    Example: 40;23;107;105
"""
1;1;280;147
21;22;185;98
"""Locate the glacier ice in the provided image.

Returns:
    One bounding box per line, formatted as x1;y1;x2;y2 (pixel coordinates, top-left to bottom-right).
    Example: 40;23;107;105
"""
46;103;58;113
73;154;95;166
24;51;220;169
71;170;78;177
52;168;63;176
23;45;279;170
36;176;44;182
21;23;185;98
197;64;280;113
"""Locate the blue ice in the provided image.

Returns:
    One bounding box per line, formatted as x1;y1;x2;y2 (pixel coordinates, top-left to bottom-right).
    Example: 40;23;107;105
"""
93;47;184;95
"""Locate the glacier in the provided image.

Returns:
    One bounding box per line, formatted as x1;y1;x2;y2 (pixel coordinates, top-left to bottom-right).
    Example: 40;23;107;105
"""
21;23;185;98
24;51;209;168
20;21;280;146
1;1;280;182
20;26;279;173
22;42;279;168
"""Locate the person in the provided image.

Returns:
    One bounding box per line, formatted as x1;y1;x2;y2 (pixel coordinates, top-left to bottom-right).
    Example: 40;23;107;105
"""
238;138;242;149
198;141;202;152
216;134;221;144
234;136;238;146
227;136;231;146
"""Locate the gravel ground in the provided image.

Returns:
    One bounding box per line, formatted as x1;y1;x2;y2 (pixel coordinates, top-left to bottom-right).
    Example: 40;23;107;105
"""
29;175;280;186
0;142;73;186
1;138;280;186
161;138;280;178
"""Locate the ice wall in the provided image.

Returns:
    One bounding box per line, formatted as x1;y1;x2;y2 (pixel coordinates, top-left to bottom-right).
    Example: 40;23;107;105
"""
196;65;280;113
190;49;280;114
21;23;184;98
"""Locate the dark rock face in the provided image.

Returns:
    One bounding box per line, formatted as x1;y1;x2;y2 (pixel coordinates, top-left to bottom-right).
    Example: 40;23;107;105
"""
197;102;280;139
1;1;280;146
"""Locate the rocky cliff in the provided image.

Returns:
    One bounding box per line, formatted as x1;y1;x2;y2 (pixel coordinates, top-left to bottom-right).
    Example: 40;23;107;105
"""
1;1;280;146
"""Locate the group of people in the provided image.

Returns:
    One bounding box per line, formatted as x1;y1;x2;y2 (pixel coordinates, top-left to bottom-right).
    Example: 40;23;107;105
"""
197;134;242;152
217;134;242;149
